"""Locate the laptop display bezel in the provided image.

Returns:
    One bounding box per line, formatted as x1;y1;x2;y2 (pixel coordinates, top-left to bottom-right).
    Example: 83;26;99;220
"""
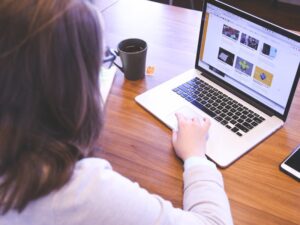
195;0;300;121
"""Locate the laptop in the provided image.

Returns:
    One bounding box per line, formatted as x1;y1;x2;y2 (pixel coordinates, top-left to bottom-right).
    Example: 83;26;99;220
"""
135;0;300;167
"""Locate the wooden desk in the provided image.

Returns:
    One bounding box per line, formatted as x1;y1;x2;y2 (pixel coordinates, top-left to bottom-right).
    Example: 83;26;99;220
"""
96;0;300;224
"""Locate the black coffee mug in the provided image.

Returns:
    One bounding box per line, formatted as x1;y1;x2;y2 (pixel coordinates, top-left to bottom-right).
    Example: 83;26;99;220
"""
114;38;147;81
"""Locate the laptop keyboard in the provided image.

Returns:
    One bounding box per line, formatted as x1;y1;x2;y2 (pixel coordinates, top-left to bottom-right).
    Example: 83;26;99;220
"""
172;77;265;137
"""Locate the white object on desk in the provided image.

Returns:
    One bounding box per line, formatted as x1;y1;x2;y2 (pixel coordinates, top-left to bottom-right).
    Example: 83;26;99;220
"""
99;65;117;105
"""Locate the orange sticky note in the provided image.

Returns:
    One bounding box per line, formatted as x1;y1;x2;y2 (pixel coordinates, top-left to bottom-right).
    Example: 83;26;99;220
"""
146;66;155;76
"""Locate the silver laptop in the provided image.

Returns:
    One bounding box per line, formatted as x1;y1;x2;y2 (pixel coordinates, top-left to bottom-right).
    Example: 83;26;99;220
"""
135;0;300;167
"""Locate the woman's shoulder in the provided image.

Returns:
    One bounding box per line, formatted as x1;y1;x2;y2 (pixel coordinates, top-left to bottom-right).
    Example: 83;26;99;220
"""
53;157;115;201
63;157;114;191
51;158;121;220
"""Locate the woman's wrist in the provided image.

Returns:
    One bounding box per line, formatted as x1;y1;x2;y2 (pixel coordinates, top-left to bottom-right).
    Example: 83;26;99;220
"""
184;156;216;171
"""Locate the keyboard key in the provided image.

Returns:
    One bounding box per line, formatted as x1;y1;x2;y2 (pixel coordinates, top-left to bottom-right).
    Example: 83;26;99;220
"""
231;127;239;133
185;96;193;102
191;94;198;99
259;116;265;121
224;116;231;121
221;120;228;125
236;124;249;133
173;87;180;92
237;118;244;123
236;132;243;136
178;86;188;93
243;122;253;130
230;120;237;125
215;116;223;122
251;121;258;127
230;108;237;113
253;117;263;124
220;113;226;118
179;93;187;98
232;115;238;120
246;118;252;123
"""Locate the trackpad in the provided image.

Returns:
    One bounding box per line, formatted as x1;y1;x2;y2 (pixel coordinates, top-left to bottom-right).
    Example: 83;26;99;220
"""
165;106;203;130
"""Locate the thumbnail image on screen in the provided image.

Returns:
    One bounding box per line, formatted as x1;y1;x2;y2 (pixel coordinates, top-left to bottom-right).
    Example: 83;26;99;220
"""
235;56;254;76
261;43;277;59
240;33;259;50
218;47;235;66
253;66;274;87
222;24;240;41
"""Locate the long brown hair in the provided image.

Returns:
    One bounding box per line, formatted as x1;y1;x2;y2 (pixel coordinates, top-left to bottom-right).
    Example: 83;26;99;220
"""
0;0;103;213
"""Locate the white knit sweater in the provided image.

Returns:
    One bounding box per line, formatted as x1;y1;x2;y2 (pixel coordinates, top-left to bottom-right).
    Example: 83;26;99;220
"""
0;158;233;225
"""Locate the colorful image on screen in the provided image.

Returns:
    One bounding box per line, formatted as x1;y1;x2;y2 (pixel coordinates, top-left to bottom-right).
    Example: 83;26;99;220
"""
261;43;277;59
253;66;274;87
218;47;235;66
235;56;254;76
240;33;259;50
222;24;240;41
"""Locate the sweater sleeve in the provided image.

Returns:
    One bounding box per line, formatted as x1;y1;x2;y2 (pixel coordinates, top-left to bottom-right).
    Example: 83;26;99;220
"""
53;158;233;225
182;165;233;225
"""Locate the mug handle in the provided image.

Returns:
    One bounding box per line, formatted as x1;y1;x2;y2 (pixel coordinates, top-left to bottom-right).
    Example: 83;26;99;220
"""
112;50;124;73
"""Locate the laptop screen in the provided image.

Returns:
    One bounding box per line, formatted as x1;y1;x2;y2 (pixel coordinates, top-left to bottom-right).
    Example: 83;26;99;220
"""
197;0;300;119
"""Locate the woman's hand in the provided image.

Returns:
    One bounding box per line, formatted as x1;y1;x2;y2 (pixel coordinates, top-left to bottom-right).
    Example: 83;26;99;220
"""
172;113;211;161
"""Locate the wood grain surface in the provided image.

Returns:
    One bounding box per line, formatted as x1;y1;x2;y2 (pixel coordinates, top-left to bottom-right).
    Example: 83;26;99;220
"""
96;0;300;224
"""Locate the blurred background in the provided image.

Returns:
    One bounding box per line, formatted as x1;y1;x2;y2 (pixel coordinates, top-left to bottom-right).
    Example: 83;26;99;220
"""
149;0;300;31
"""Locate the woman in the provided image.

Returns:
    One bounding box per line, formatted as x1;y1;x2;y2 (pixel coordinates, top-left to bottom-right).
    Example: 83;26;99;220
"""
0;0;233;224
